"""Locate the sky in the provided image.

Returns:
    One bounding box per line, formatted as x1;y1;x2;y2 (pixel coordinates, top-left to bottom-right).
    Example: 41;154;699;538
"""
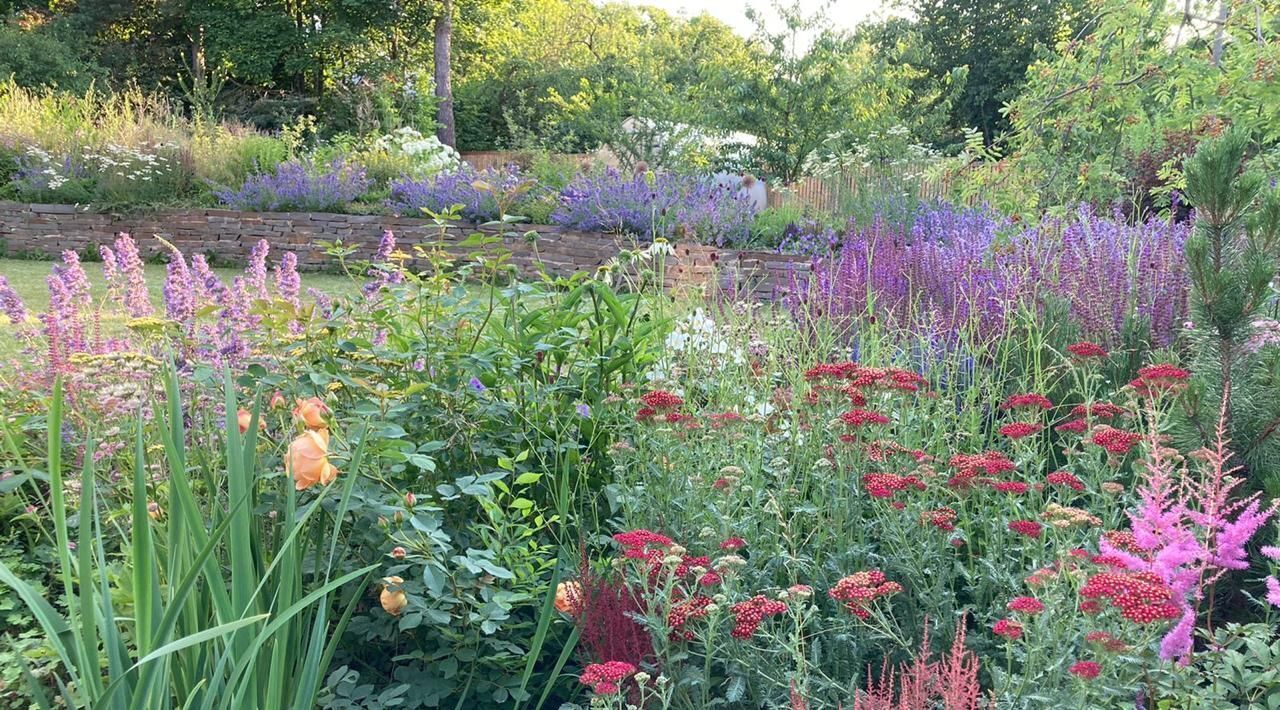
620;0;894;38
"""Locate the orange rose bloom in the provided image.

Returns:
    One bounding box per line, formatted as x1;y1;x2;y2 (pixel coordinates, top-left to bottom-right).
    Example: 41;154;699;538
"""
236;408;265;434
380;576;408;616
269;391;287;409
288;429;338;490
554;581;583;615
292;397;329;429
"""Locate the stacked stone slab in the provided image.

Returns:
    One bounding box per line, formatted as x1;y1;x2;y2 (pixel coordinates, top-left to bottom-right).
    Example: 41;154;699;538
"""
0;201;810;300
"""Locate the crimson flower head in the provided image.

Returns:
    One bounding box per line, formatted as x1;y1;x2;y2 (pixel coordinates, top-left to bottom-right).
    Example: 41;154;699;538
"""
829;570;902;619
1006;596;1045;614
1066;341;1109;359
720;536;747;551
921;507;958;531
1046;471;1085;491
1089;426;1143;455
840;408;890;427
1068;661;1101;679
579;661;637;695
999;422;1043;440
862;472;926;498
1080;571;1181;624
992;481;1029;495
1056;418;1088;434
1085;631;1128;652
1001;393;1053;410
730;594;788;638
1129;364;1190;397
1008;520;1043;538
992;618;1023;639
640;389;684;410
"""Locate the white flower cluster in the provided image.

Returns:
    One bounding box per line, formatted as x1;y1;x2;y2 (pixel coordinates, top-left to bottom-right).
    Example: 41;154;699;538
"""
82;142;176;183
373;127;460;177
21;146;70;190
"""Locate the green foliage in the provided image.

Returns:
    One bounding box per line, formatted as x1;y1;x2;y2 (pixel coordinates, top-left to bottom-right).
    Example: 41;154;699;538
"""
1152;624;1280;709
1176;130;1280;491
0;374;375;708
0;17;103;92
992;0;1280;210
911;0;1090;143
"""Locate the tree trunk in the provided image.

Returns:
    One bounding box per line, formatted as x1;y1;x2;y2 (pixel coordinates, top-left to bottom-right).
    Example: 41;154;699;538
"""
434;0;457;147
1211;0;1230;67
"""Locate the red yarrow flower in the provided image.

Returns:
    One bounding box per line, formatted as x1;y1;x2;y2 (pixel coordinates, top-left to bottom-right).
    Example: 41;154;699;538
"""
992;618;1023;639
1006;596;1045;614
579;661;637;695
720;537;746;551
1069;402;1127;420
1068;661;1101;679
1129;364;1190;398
991;481;1029;495
730;594;788;639
1066;341;1109;359
840;408;891;427
1056;418;1088;434
1090;426;1143;455
999;421;1043;440
1046;470;1085;491
1001;393;1053;410
1085;631;1129;652
921;507;958;531
863;472;926;498
640;389;684;409
829;570;903;619
1080;571;1181;624
1008;520;1043;539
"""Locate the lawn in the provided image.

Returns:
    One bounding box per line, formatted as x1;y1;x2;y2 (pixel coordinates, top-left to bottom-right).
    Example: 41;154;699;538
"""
0;257;358;356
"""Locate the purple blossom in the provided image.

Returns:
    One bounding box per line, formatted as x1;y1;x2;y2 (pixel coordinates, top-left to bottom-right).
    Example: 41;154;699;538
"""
109;233;154;318
363;229;404;298
1266;577;1280;608
0;276;27;325
275;252;302;308
789;203;1189;346
246;240;270;300
306;287;333;319
468;377;486;393
388;164;539;222
216;160;370;212
163;252;196;329
576;403;592;419
551;169;755;246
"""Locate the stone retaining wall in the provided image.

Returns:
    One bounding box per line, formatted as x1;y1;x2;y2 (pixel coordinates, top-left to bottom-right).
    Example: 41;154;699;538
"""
0;201;808;299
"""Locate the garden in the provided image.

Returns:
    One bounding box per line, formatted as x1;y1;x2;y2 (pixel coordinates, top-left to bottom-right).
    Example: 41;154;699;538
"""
4;0;1280;708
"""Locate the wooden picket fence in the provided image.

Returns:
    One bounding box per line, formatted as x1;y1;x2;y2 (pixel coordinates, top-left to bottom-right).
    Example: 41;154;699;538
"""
766;161;979;212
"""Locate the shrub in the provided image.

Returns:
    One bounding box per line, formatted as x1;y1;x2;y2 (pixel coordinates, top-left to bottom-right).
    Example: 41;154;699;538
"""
387;163;541;222
551;169;756;246
215;159;371;212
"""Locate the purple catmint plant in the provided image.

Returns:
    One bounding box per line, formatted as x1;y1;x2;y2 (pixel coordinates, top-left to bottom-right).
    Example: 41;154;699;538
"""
388;164;539;222
246;240;271;300
551;169;755;247
215;160;370;212
0;276;27;325
275;252;302;308
163;251;197;331
104;233;154;318
363;229;404;298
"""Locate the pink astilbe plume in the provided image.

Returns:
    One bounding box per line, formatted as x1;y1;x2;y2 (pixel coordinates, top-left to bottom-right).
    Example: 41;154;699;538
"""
1101;396;1278;661
852;617;983;710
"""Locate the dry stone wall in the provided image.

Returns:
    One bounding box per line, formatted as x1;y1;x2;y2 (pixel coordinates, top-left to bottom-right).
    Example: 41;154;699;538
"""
0;201;810;299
